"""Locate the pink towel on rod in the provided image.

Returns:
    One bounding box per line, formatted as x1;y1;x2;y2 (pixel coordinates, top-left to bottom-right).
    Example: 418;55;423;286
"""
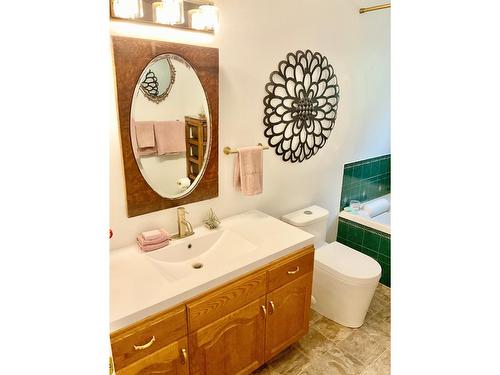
133;120;157;156
233;146;263;196
154;121;186;155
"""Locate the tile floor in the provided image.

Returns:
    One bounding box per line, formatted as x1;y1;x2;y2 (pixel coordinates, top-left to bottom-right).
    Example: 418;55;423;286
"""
252;283;391;375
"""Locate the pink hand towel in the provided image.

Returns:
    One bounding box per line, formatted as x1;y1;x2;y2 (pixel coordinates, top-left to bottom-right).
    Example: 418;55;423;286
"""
141;229;163;241
154;121;186;155
233;146;263;196
137;229;171;246
136;239;171;252
133;120;157;156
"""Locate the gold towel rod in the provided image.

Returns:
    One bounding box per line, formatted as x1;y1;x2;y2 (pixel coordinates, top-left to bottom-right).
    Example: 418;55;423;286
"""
359;3;390;14
223;143;269;155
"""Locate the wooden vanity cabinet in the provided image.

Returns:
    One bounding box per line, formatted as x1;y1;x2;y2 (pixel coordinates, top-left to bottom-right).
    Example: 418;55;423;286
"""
110;245;314;375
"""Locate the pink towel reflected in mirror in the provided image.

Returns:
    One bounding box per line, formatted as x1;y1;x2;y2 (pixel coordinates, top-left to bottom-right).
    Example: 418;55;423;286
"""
154;121;187;155
134;120;157;155
234;146;263;196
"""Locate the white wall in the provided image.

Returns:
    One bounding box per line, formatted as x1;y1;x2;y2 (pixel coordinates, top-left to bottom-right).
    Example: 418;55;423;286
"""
109;0;390;249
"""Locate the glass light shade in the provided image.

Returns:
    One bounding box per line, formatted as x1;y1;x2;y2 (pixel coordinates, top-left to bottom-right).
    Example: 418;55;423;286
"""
153;0;184;25
188;9;203;30
198;5;219;31
112;0;144;19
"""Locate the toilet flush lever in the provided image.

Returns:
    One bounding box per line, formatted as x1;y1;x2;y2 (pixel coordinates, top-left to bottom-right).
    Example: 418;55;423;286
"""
287;266;300;275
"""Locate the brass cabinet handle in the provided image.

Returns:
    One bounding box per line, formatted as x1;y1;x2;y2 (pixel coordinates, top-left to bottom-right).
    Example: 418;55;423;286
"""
133;336;156;350
269;300;275;314
261;305;267;316
180;348;187;364
287;266;300;275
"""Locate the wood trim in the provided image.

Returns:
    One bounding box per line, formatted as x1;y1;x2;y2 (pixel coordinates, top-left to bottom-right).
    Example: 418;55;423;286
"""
187;271;267;332
111;36;219;217
110;304;187;371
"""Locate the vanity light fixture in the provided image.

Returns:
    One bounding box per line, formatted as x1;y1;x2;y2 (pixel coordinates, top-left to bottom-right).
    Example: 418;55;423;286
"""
153;0;184;25
112;0;144;19
198;4;219;31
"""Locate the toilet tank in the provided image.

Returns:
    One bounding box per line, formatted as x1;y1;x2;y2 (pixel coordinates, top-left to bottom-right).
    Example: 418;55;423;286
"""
281;205;329;249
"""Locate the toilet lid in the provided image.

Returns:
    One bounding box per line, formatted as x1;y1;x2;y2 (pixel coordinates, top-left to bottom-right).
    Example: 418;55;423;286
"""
315;242;381;283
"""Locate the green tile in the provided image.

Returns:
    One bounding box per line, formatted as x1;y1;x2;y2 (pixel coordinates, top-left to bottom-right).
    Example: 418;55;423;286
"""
347;240;364;252
380;263;391;287
346;225;363;245
378;254;390;264
348;185;360;202
367;181;379;200
370;160;381;176
352;165;363;180
337;220;348;239
343;167;353;187
379;237;391;257
363;231;381;251
362;163;372;179
380;158;389;173
338;236;349;246
360;185;368;201
362;247;378;260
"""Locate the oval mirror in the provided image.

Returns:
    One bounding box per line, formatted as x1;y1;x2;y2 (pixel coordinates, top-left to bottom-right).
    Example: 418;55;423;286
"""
130;54;211;199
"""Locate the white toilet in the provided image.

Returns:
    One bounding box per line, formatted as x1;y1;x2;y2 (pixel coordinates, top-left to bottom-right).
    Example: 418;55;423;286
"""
282;205;381;328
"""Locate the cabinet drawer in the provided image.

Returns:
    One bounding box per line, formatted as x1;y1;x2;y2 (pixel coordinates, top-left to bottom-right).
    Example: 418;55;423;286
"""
116;336;189;375
267;246;314;291
187;270;267;332
111;305;187;371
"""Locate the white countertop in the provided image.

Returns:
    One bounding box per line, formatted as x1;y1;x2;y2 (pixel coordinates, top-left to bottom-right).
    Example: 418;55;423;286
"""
110;210;314;332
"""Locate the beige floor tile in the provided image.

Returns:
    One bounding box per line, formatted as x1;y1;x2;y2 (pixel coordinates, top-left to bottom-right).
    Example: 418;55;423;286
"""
267;346;310;375
362;349;390;375
309;308;322;324
365;295;385;321
298;347;366;375
312;316;354;344
293;327;336;359
336;326;388;366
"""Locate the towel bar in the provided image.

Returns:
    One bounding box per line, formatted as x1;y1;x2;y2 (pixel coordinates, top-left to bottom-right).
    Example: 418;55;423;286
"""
223;143;269;155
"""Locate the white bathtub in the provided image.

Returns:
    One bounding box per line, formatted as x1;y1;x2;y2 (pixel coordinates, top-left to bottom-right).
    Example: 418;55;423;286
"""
339;194;391;234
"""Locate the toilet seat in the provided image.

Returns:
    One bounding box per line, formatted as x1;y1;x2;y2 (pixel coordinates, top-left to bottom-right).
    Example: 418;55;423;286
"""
315;242;381;286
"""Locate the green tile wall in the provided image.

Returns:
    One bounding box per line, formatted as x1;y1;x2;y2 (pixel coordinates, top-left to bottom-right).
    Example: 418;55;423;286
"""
337;217;391;287
340;154;391;210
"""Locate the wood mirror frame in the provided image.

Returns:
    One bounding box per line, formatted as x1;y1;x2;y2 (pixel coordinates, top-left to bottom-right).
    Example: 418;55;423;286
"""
111;36;219;217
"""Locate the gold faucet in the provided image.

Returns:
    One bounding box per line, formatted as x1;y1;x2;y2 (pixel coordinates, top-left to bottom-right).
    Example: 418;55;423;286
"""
173;207;194;239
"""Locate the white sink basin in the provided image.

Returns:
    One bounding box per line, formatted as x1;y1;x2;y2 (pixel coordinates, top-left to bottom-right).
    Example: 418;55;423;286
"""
145;228;258;282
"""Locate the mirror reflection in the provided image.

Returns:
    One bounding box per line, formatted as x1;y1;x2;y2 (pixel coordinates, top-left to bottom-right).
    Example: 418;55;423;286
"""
131;54;210;198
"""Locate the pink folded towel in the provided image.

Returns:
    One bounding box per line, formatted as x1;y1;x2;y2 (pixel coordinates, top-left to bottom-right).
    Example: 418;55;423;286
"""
154;121;186;155
141;229;162;241
133;120;157;156
233;146;263;196
136;239;170;252
137;229;171;246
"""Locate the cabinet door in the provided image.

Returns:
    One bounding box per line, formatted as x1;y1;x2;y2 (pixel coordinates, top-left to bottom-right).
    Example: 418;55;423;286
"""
189;296;267;375
116;336;189;375
265;272;313;361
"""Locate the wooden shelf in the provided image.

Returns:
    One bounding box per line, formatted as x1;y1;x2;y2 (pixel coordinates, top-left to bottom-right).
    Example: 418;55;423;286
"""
185;116;207;180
